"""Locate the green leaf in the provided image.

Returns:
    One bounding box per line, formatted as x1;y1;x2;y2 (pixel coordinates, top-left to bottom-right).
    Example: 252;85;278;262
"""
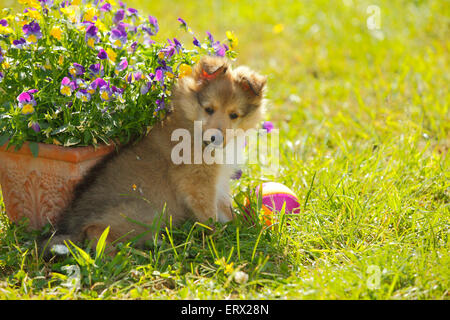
0;134;9;146
51;124;69;135
64;137;81;147
95;226;110;261
28;141;39;157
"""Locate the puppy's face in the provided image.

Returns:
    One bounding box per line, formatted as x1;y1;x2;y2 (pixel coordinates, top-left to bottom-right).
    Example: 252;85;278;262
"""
173;56;267;145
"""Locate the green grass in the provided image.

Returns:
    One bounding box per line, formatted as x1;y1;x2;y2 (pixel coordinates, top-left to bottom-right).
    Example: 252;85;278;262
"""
0;0;449;299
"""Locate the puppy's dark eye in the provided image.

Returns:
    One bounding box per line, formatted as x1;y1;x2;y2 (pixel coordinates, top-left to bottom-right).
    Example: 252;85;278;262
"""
229;113;239;120
205;107;214;115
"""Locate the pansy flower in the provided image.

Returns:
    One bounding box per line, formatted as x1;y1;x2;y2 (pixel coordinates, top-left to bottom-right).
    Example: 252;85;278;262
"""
99;85;112;101
127;8;138;18
88;63;104;78
17;91;37;114
13;37;26;49
0;71;3;83
97;48;107;59
100;3;111;12
87;77;107;94
83;5;98;22
111;85;125;103
126;71;143;83
262;121;274;133
110;24;127;49
76;89;91;102
50;26;62;40
85;24;99;48
113;9;125;24
60;77;76;96
22;21;43;43
143;15;159;36
193;37;201;47
75;78;87;89
206;31;214;43
115;58;128;73
213;42;226;57
30;121;41;133
177;17;191;33
178;63;192;78
69;63;85;77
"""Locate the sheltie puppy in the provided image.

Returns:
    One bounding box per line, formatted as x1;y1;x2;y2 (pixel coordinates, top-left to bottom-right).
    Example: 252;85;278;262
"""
41;56;267;257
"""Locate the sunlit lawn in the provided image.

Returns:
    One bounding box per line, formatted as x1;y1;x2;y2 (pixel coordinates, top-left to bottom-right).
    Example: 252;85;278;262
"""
0;0;448;299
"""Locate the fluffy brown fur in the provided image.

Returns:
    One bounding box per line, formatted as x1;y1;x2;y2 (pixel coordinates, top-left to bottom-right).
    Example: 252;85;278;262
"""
40;56;267;257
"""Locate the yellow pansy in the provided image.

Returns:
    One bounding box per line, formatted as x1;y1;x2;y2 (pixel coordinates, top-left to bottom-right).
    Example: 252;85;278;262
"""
178;63;192;78
25;9;41;20
19;0;40;9
61;5;79;23
27;34;37;43
0;25;13;35
226;31;238;50
106;48;117;63
60;86;72;96
50;26;62;41
83;6;97;22
96;20;107;32
21;104;35;115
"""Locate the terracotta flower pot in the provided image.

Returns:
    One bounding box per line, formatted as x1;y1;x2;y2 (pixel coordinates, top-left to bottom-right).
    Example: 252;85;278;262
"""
0;142;115;230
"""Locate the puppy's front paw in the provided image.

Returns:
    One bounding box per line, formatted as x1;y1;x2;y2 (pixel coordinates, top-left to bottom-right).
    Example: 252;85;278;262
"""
217;201;234;223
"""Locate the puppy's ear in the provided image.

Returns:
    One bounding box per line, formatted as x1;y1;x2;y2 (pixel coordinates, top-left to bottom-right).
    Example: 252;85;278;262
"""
193;56;230;83
233;66;267;99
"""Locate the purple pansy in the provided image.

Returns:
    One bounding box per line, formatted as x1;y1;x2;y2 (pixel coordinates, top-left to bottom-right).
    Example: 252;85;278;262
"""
111;85;125;103
143;15;159;36
17;91;37;114
88;63;104;77
113;9;125;24
100;3;111;12
206;31;214;43
85;24;99;48
127;8;138;16
177;17;187;30
0;19;7;26
22;21;43;43
13;37;26;49
99;85;112;101
69;63;85;77
97;48;107;59
173;38;182;52
193;37;201;47
31;122;41;133
110;24;127;49
76;89;91;102
0;71;3;83
231;169;243;180
262;121;274;133
154;68;163;82
87;77;107;93
116;58;128;72
60;77;76;96
213;42;226;57
128;41;138;54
